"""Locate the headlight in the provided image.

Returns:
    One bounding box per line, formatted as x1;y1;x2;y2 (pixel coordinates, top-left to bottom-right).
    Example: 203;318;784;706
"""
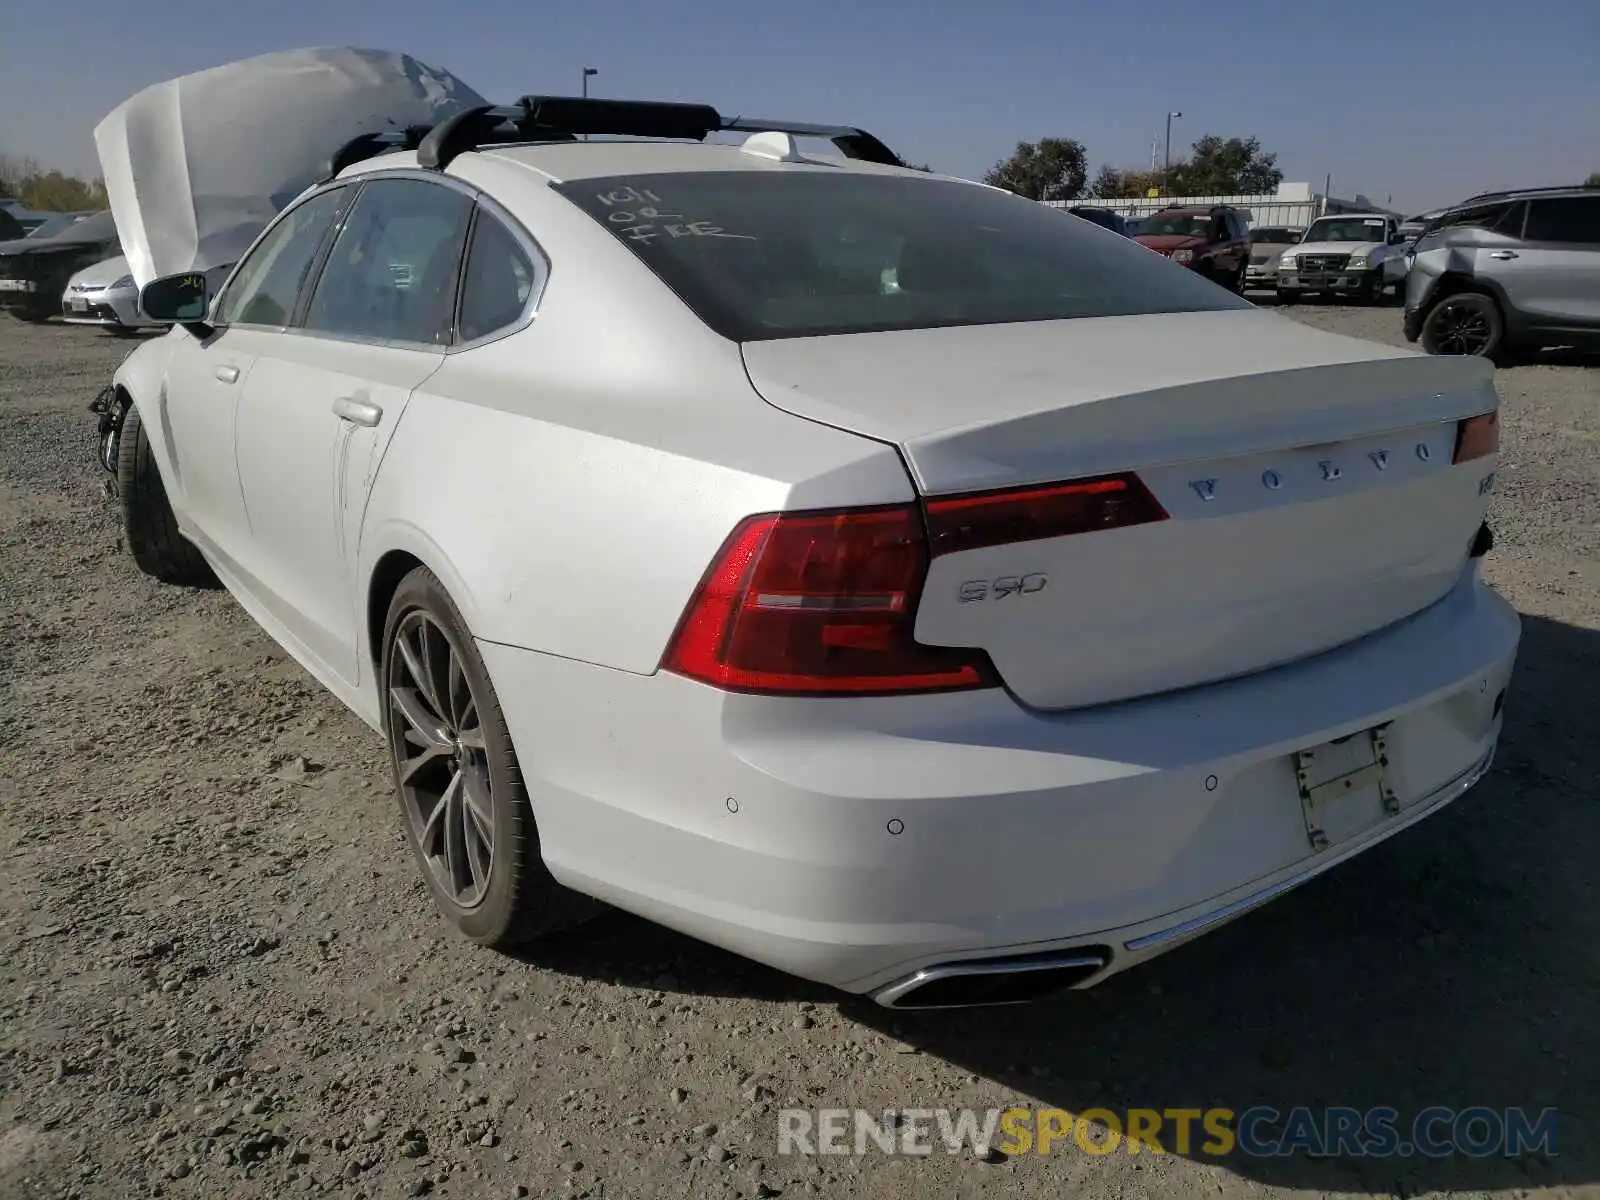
1171;248;1194;263
1279;255;1297;268
1346;255;1369;270
110;274;134;290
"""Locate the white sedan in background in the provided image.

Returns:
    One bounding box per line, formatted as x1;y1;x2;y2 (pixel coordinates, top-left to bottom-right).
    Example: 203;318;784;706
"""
63;255;232;335
104;98;1518;1009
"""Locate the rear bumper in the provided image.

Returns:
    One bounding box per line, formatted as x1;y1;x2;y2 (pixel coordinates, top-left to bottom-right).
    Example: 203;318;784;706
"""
482;570;1519;997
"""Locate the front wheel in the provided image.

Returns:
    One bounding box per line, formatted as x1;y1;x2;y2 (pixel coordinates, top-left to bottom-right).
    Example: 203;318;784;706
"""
1420;292;1504;359
1276;287;1300;305
381;567;603;949
1361;271;1387;306
116;403;219;587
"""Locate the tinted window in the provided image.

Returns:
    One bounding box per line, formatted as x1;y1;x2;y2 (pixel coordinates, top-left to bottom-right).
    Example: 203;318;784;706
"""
456;212;538;342
218;188;347;327
1251;228;1301;244
303;179;473;345
1523;196;1600;244
554;173;1249;341
1304;216;1392;242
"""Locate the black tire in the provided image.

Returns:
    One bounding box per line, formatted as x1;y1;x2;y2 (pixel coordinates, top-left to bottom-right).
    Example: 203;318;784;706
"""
1420;291;1505;359
381;566;603;949
1361;271;1386;306
116;404;219;587
9;309;50;323
1276;287;1299;305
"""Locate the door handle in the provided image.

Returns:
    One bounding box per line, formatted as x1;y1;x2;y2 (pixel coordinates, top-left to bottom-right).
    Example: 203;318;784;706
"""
1488;250;1519;260
332;396;383;427
213;365;240;383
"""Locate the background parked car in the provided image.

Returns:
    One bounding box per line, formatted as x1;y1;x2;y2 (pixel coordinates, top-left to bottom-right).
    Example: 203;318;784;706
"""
0;210;121;322
1244;225;1304;292
1132;204;1252;290
1275;213;1409;305
1065;205;1131;236
0;198;48;236
0;206;24;242
62;254;234;335
25;211;96;240
1404;184;1600;358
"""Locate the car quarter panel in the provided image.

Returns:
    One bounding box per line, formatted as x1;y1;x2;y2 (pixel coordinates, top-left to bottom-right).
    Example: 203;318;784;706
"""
356;173;915;677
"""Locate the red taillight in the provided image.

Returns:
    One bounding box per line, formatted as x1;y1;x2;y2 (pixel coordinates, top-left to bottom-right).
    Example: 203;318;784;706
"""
663;504;998;696
1454;412;1499;464
924;472;1168;557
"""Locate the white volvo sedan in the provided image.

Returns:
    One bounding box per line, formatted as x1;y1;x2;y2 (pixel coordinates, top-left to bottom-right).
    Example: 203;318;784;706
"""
106;97;1518;1008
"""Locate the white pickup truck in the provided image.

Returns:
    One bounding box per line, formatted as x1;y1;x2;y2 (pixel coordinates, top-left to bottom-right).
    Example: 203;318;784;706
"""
1275;212;1410;305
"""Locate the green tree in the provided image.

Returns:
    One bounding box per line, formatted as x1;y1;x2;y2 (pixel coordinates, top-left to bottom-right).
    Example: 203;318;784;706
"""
982;138;1088;202
1171;135;1283;196
0;153;107;211
1090;163;1164;199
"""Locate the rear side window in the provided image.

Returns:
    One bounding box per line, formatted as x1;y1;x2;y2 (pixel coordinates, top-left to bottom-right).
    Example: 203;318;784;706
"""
553;172;1250;341
1523;196;1600;244
303;178;473;345
456;213;538;343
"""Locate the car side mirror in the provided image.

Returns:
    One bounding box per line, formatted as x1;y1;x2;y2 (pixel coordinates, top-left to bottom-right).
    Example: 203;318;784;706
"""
1388;232;1406;245
140;272;211;328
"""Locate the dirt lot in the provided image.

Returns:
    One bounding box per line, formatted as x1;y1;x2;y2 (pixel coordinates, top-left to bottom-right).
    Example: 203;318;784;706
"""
2;307;1598;1200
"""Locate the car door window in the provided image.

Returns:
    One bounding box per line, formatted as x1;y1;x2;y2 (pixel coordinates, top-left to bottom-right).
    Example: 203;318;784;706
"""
302;178;474;345
456;211;539;343
216;188;348;328
1523;197;1600;245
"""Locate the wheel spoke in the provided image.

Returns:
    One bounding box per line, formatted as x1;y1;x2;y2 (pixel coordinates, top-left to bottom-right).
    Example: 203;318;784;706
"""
446;650;468;728
418;777;451;855
440;769;463;893
418;620;453;722
462;761;494;848
390;687;453;752
397;629;441;718
457;725;487;750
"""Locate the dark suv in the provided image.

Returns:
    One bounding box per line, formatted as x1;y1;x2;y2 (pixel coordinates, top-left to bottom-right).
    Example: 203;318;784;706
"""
0;210;122;323
1404;185;1600;358
1133;204;1252;290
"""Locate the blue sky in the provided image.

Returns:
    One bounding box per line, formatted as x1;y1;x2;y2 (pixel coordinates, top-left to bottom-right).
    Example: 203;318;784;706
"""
1;0;1594;214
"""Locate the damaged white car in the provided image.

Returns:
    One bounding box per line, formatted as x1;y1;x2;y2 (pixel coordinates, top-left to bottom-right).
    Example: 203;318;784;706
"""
96;50;1518;1008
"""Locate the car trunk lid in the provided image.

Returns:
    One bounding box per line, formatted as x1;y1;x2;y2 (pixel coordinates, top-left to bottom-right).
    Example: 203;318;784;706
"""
741;309;1500;709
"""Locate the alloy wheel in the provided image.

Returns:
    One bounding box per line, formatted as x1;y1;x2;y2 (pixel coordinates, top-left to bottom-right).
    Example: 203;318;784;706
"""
388;611;495;909
1430;300;1495;355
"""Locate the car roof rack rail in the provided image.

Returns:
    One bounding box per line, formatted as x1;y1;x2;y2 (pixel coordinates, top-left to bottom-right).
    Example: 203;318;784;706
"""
317;124;436;184
1458;183;1600;204
407;95;903;172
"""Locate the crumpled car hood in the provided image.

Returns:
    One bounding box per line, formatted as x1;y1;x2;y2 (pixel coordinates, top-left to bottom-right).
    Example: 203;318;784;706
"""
94;46;487;288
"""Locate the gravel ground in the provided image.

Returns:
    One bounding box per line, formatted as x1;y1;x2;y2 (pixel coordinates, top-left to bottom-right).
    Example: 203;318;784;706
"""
2;307;1597;1200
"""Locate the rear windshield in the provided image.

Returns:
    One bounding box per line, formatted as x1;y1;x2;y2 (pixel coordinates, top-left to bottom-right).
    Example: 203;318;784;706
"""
553;171;1250;341
1303;217;1389;243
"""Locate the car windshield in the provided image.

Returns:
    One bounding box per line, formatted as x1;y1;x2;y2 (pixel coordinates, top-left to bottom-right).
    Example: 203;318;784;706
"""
1303;217;1389;243
1251;228;1301;244
555;173;1249;341
24;214;90;240
1139;214;1210;237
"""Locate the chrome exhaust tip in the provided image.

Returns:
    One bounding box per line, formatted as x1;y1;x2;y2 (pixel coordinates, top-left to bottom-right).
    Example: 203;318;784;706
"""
872;948;1111;1010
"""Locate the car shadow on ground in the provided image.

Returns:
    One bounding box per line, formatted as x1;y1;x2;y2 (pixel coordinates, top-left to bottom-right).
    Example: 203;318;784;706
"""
514;611;1597;1194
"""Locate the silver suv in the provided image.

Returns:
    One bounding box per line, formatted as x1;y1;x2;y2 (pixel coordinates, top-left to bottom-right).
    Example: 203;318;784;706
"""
1404;185;1600;358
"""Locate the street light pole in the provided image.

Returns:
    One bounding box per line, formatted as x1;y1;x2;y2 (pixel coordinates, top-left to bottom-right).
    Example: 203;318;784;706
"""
1163;111;1182;196
581;67;598;140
